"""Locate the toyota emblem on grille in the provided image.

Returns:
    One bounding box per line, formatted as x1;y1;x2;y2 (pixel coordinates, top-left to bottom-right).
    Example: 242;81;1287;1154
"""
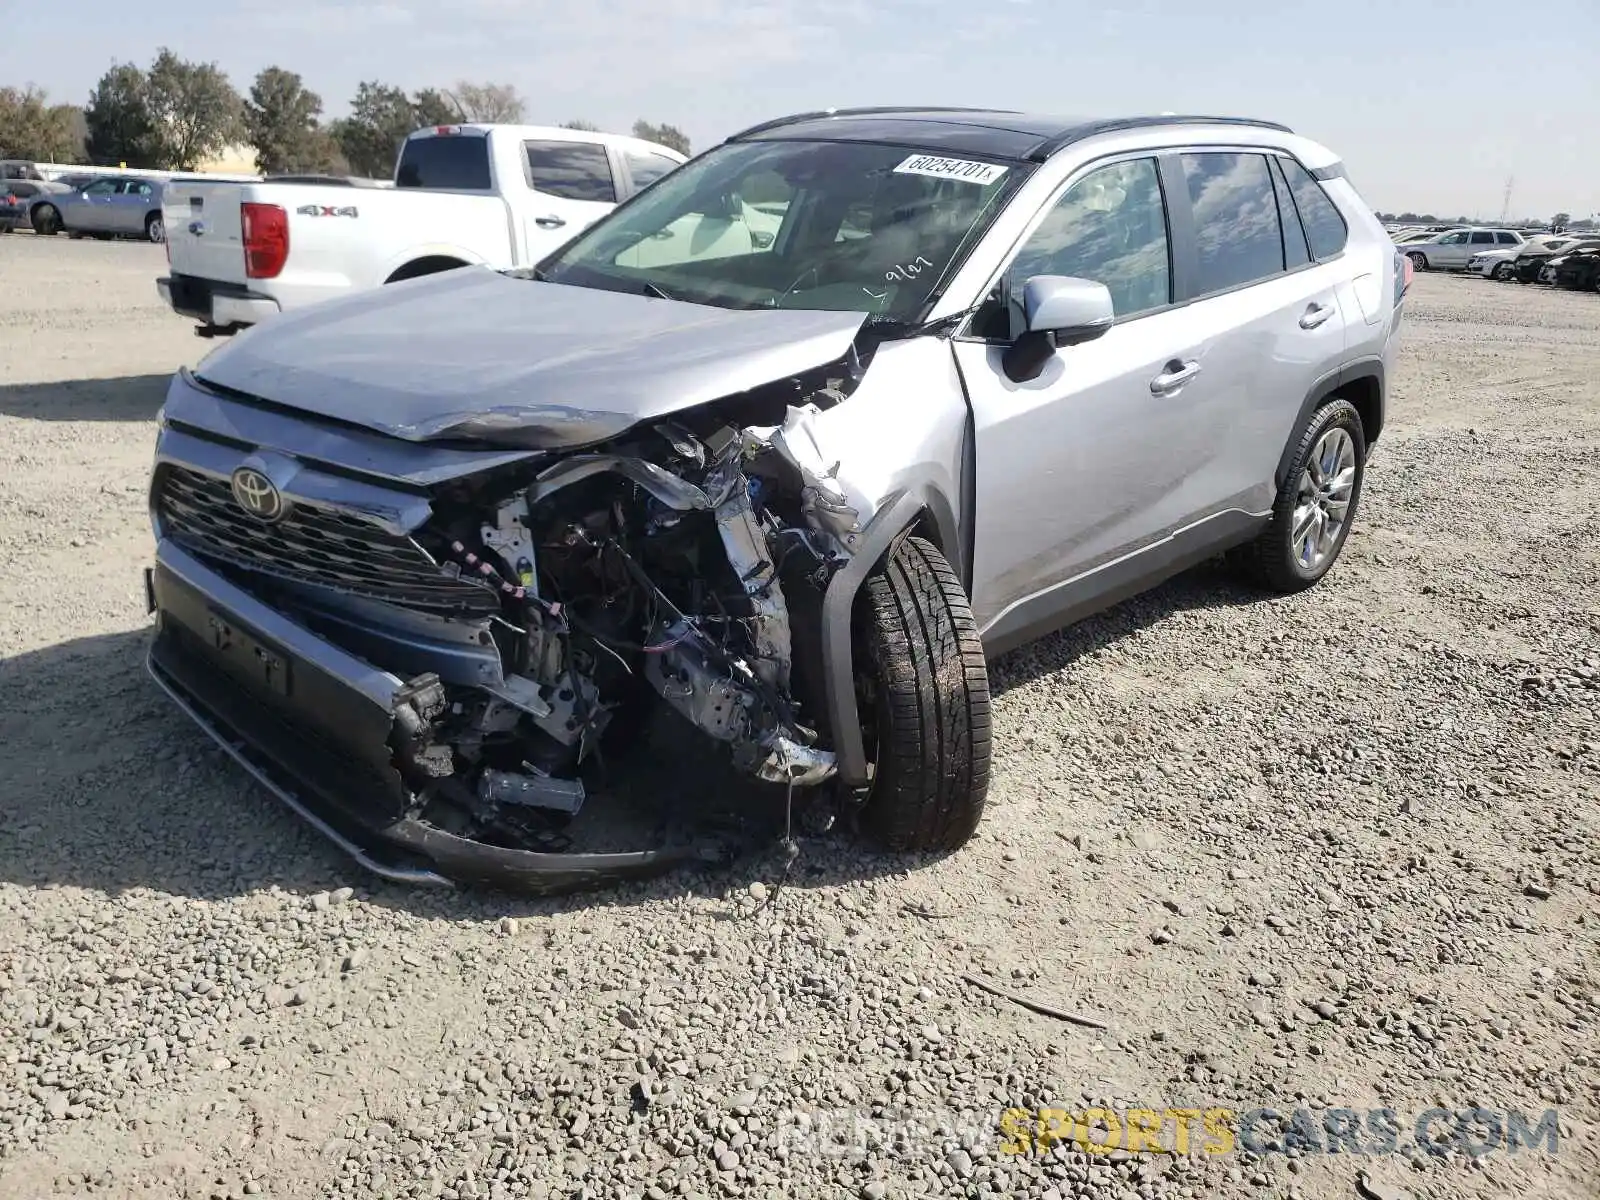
230;467;285;522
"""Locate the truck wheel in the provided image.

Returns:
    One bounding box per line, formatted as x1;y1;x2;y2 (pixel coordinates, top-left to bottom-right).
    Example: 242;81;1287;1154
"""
1240;397;1366;594
145;213;164;243
853;535;991;853
31;204;60;235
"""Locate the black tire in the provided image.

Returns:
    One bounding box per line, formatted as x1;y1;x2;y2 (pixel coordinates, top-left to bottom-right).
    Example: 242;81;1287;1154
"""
854;535;991;853
1407;251;1427;271
144;213;164;243
1493;262;1514;281
31;204;60;235
1240;397;1367;594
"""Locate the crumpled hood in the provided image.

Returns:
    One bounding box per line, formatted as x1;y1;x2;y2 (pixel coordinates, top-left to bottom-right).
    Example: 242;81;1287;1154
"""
193;268;868;450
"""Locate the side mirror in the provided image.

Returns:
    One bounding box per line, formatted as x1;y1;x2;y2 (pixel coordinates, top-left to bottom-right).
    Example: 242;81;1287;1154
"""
1002;275;1115;383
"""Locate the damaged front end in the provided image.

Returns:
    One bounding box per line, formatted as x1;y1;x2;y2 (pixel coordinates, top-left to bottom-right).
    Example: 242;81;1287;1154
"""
145;368;869;892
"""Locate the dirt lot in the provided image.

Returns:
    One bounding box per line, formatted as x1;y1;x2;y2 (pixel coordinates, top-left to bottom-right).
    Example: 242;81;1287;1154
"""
0;234;1595;1200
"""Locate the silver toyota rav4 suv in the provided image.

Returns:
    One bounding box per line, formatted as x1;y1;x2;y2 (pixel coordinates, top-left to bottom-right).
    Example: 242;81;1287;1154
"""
143;108;1409;890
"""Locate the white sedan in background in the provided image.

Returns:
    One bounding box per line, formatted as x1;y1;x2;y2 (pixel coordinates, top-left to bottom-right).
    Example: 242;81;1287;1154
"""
1468;234;1575;280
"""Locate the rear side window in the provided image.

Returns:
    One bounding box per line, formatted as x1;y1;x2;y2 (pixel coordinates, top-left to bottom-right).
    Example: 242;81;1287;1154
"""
524;141;616;202
395;135;492;190
625;150;679;193
1496;232;1518;244
1469;231;1494;245
1279;158;1348;260
1181;152;1284;294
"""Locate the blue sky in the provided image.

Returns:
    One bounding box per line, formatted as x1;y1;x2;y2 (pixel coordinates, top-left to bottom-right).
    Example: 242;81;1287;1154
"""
3;0;1596;218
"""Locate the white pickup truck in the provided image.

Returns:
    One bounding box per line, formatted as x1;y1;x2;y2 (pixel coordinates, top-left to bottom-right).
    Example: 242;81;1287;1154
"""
157;124;687;335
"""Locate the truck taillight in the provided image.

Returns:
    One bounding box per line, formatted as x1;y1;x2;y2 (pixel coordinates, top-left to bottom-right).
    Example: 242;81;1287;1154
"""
241;202;289;279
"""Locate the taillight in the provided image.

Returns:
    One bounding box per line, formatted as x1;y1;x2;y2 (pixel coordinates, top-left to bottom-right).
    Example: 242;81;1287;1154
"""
241;202;289;279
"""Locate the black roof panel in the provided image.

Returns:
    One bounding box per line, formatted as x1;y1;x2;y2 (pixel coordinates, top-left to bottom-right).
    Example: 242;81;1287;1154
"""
731;108;1294;162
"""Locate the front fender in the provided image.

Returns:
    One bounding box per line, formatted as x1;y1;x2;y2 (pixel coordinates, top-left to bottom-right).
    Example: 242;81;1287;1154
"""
818;480;962;788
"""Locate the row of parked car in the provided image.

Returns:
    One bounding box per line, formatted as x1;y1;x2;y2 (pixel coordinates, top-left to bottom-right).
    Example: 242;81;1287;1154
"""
1382;222;1600;292
0;160;172;242
1466;232;1600;291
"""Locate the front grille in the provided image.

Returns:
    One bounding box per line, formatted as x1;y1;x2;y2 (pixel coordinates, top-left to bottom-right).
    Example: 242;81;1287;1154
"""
156;464;498;614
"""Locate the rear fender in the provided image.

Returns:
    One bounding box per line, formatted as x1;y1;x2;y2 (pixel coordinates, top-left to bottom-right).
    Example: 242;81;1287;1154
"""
377;244;487;285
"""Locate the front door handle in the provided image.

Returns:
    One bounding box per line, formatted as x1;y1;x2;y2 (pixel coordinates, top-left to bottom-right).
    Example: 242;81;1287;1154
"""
1299;302;1335;330
1150;359;1201;394
534;215;567;229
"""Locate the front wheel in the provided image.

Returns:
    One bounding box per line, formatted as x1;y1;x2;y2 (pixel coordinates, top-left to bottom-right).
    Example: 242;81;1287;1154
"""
145;213;164;243
1493;262;1515;281
31;204;60;235
1407;251;1428;271
1240;397;1367;594
853;536;991;853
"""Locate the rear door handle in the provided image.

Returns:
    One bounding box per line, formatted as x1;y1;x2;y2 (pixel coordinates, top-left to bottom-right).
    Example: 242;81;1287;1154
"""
1299;302;1336;330
534;215;567;229
1150;359;1201;394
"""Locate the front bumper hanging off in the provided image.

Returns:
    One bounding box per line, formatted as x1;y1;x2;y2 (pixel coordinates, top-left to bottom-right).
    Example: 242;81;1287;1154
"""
144;542;707;893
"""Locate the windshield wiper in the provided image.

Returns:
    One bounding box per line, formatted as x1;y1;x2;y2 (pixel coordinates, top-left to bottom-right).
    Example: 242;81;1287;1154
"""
867;300;985;341
640;280;677;301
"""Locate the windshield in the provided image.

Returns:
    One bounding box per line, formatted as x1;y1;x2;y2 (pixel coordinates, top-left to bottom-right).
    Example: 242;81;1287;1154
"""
538;139;1030;322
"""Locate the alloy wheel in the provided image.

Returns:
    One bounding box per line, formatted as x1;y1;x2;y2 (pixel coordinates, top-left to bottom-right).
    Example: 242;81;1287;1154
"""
1292;427;1357;572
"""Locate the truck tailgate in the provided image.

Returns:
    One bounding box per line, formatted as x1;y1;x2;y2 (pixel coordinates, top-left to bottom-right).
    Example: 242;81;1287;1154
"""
163;181;247;284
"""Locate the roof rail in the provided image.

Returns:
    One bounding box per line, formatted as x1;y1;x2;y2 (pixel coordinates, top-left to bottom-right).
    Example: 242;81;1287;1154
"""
1026;115;1294;160
727;106;1021;141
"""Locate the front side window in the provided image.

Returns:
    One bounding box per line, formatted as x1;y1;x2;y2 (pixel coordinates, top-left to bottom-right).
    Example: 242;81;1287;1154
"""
1181;152;1285;294
625;150;679;193
540;139;1028;321
525;141;616;203
1006;157;1172;318
83;179;117;196
1439;232;1468;245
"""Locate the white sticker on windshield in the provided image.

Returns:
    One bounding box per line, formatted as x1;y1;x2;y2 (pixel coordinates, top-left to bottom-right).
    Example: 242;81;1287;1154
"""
892;154;1008;186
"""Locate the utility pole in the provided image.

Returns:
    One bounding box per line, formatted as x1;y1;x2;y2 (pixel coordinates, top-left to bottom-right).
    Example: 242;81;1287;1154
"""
1499;176;1514;223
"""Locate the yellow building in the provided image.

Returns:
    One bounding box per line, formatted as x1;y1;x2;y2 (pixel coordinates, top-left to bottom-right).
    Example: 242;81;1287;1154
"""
192;143;258;174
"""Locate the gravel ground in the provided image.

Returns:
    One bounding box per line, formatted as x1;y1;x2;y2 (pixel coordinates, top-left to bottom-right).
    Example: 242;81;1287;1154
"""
0;234;1595;1200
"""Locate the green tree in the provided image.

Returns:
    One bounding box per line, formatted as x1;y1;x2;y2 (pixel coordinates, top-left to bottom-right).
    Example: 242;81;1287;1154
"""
244;67;331;174
85;64;158;167
143;48;243;169
561;119;601;132
443;81;525;124
632;119;690;156
0;86;82;161
1552;211;1571;232
410;88;458;128
335;82;416;177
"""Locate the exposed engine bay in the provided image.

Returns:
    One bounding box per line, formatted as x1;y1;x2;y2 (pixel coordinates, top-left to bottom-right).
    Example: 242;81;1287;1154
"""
382;400;866;847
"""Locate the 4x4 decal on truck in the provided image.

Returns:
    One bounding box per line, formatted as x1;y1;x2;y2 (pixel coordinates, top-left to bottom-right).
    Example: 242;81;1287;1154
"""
296;204;359;218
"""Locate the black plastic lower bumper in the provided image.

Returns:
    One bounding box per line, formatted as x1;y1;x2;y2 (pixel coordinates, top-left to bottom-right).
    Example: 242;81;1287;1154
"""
145;547;701;893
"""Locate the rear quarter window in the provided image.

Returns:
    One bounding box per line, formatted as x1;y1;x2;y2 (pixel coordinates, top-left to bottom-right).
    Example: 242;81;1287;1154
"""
395;135;493;190
1279;158;1349;259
